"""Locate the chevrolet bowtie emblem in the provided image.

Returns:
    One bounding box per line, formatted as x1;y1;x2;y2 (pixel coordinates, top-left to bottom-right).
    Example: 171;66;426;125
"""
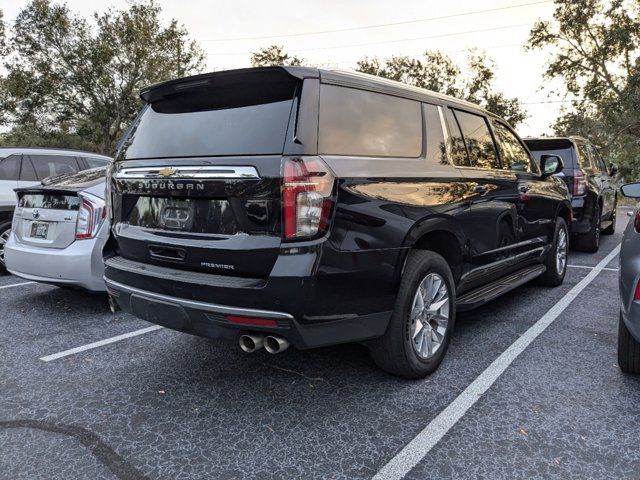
158;168;178;177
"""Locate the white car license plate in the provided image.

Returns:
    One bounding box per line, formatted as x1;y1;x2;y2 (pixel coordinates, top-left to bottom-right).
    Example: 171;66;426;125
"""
30;222;49;239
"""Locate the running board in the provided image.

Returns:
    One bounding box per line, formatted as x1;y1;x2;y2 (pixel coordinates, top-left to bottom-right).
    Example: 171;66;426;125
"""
456;264;546;311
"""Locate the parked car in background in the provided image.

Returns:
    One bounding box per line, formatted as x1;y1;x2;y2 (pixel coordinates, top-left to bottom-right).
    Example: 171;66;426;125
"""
0;148;112;271
618;182;640;373
4;167;109;292
525;136;618;252
104;67;572;378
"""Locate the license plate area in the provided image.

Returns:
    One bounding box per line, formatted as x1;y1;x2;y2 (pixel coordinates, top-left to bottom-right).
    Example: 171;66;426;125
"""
160;201;193;230
30;221;49;239
127;197;239;234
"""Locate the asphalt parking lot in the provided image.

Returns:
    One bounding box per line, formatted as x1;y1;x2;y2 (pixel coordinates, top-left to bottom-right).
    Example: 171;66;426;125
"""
1;208;639;480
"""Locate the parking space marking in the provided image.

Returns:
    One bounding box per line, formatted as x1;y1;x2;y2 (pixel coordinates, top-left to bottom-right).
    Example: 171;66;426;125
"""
0;281;37;290
40;325;164;362
568;264;618;272
373;244;621;480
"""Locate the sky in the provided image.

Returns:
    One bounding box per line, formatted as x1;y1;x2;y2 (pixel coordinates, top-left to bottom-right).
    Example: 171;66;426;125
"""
1;0;569;136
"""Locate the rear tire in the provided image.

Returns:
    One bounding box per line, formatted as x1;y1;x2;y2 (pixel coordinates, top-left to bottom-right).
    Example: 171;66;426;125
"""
574;206;601;253
0;220;11;274
537;217;568;287
369;250;456;379
618;313;640;374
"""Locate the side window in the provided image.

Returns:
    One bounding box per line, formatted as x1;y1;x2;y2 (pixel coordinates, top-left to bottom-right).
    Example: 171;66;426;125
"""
423;104;448;165
589;145;607;174
453;109;500;169
318;85;422;158
576;144;595;171
0;155;21;181
29;155;80;180
492;122;534;173
19;156;38;181
444;108;471;167
84;157;110;168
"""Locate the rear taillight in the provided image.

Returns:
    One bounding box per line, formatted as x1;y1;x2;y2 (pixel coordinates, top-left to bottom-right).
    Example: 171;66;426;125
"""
634;280;640;301
75;194;106;240
573;169;587;196
635;212;640;234
282;157;335;240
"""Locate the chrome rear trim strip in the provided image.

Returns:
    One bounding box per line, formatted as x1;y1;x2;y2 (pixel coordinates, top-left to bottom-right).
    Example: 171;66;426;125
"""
115;166;260;179
104;278;294;320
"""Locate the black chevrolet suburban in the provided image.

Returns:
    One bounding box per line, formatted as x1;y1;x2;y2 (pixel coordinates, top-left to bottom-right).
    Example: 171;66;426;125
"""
104;67;572;378
525;136;618;253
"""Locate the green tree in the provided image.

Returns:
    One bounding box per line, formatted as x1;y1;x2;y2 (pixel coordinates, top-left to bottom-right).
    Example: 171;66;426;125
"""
357;50;527;127
527;0;640;180
250;45;304;67
1;0;206;155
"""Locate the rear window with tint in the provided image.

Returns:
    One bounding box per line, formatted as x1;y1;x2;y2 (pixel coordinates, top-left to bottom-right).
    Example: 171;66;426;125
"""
119;79;298;159
18;193;80;210
528;148;574;173
319;85;422;157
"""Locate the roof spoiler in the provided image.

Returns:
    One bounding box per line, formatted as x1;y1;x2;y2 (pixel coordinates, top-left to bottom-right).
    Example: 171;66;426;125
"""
139;66;319;104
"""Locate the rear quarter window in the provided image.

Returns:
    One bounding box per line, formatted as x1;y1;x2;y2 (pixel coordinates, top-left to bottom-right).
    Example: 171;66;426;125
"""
29;155;80;180
0;154;21;180
318;85;422;158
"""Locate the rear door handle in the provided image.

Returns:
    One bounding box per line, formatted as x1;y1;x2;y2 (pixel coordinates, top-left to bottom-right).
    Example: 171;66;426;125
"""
473;185;489;193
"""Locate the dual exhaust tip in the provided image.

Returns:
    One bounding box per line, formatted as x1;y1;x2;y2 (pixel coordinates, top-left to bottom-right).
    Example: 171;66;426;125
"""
239;333;290;354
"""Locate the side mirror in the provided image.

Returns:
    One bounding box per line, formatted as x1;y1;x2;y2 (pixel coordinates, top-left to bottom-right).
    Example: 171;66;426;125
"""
621;182;640;198
540;154;564;178
609;162;619;176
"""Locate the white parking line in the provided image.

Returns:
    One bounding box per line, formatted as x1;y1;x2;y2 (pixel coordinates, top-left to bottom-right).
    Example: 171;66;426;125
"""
0;281;37;290
40;325;164;362
568;264;618;272
373;244;621;480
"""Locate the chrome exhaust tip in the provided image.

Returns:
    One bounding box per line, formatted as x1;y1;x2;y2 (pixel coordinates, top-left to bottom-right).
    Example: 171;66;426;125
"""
264;336;290;354
239;334;265;353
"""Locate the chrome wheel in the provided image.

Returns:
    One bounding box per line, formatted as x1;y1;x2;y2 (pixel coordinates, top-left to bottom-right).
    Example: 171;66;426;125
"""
0;228;10;267
556;227;567;274
410;273;450;360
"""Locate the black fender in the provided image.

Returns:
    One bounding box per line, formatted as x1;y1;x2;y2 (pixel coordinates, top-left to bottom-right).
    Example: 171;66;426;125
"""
398;215;467;280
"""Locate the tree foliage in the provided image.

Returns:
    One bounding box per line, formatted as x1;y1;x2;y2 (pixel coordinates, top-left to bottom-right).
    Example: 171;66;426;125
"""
357;50;528;127
0;0;205;155
250;45;304;67
527;0;640;180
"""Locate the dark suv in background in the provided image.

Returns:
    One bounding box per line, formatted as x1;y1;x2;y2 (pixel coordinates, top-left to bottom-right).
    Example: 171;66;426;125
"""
104;67;571;378
525;136;618;252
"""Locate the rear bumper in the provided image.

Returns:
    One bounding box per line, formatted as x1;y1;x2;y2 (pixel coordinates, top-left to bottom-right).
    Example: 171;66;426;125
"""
4;225;108;292
105;277;390;349
570;196;591;234
104;245;398;349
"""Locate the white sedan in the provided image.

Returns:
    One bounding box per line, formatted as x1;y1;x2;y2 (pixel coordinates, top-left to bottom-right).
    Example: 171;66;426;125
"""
5;167;109;292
